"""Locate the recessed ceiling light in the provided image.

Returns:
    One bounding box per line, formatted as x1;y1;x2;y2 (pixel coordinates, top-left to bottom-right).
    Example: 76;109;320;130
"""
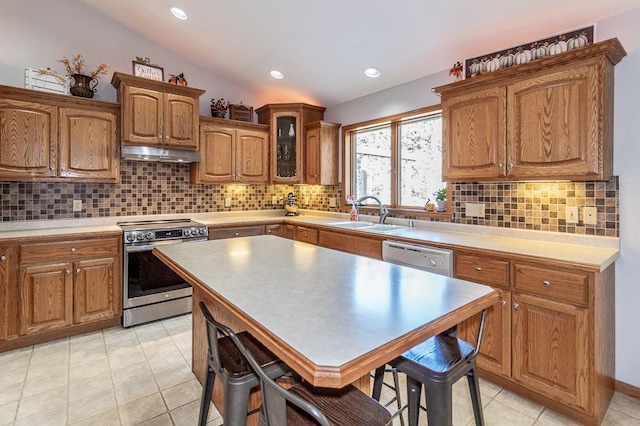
170;6;188;20
270;70;284;79
365;67;381;78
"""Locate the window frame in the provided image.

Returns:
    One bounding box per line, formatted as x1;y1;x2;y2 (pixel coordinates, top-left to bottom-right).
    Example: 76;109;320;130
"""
341;104;450;218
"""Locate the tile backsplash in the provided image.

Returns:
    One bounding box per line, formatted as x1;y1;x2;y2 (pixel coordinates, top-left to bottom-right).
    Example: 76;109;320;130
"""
0;162;618;237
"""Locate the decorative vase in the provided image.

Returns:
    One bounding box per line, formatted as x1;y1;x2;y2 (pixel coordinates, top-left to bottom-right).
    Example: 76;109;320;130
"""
288;123;295;137
211;110;226;118
69;74;97;98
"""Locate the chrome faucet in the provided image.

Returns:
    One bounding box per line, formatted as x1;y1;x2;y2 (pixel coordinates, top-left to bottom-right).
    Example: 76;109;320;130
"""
356;195;389;224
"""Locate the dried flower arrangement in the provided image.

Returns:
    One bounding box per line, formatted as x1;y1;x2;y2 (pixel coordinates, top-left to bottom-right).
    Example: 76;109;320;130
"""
57;54;108;79
210;98;230;112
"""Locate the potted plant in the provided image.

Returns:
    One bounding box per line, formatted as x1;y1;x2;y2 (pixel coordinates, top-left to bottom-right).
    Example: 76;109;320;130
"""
210;98;229;118
57;54;108;98
435;187;447;212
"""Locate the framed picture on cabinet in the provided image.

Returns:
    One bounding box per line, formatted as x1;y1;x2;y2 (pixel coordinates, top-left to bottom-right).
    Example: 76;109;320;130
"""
132;60;164;81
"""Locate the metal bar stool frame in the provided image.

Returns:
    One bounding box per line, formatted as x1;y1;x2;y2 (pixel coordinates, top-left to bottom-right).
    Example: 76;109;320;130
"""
373;309;487;426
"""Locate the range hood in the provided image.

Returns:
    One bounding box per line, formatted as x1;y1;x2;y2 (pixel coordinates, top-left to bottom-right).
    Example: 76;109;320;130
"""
121;145;201;163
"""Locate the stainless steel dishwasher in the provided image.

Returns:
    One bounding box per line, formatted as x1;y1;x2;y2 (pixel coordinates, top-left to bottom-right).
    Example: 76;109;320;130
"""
382;240;453;276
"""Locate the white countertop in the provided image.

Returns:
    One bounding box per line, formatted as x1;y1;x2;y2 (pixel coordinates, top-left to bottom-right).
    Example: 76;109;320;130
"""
0;209;619;270
156;236;497;374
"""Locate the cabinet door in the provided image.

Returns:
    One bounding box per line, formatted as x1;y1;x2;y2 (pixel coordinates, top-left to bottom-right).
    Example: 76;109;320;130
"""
442;86;506;181
122;86;163;145
508;62;602;180
0;246;19;341
0;99;57;179
512;293;589;411
195;125;236;183
59;108;119;182
20;263;73;335
459;289;511;378
164;93;198;149
74;257;118;324
237;128;269;183
272;111;302;183
305;126;321;184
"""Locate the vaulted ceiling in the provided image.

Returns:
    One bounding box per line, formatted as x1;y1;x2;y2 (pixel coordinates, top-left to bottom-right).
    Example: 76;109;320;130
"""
81;0;640;107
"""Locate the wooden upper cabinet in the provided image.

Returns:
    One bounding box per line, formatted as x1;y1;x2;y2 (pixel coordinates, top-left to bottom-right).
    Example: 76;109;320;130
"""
256;103;326;184
59;107;119;181
441;86;506;181
0;98;57;179
0;84;119;182
435;38;626;182
305;121;340;185
112;72;204;150
191;118;269;184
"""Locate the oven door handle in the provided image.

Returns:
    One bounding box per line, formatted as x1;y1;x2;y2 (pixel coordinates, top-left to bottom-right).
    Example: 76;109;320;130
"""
125;244;155;253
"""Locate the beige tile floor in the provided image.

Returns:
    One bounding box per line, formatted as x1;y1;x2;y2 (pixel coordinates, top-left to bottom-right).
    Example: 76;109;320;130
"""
0;313;638;425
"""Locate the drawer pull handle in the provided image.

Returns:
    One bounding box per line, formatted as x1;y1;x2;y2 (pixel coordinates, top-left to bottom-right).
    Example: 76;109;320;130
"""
501;300;507;306
513;303;520;310
476;267;482;271
542;280;550;286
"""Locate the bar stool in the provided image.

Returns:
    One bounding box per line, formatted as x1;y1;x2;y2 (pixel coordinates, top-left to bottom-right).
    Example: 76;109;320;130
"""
372;309;487;426
200;302;393;426
198;302;291;426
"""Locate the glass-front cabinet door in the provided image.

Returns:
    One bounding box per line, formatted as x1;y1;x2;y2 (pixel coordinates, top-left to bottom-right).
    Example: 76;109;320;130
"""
272;111;301;183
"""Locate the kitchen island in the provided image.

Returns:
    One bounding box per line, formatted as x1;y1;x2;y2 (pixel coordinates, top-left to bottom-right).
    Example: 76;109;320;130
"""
154;235;498;421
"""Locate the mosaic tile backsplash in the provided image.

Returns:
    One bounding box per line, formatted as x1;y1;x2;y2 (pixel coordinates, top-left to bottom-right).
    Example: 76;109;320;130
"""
0;161;618;237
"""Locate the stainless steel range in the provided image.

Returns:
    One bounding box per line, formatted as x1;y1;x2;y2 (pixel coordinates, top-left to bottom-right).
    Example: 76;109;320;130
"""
119;219;208;327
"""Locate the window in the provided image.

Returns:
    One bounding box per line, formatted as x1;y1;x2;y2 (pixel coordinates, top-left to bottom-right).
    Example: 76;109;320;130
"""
343;105;445;214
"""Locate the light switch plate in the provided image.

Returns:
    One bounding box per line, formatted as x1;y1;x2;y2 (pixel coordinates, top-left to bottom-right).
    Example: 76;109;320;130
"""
72;200;82;212
584;206;598;225
329;198;337;207
566;206;578;224
224;197;231;207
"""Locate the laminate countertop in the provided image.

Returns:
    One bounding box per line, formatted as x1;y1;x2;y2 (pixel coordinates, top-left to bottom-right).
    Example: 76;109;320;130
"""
155;236;499;387
0;210;618;271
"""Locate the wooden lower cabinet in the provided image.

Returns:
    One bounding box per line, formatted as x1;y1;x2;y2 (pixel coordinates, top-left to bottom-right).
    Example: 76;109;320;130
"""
318;230;382;259
456;250;614;425
20;262;74;335
0;235;122;350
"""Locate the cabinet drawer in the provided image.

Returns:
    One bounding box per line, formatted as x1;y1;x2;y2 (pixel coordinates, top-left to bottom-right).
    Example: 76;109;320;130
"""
295;226;319;245
455;253;510;288
208;226;264;240
20;237;120;264
319;231;382;260
513;263;588;305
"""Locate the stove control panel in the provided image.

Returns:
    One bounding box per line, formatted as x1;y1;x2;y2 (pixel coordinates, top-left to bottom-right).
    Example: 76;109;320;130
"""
123;225;208;244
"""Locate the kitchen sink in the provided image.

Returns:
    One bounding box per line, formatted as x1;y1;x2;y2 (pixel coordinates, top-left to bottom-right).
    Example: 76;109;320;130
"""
327;221;407;234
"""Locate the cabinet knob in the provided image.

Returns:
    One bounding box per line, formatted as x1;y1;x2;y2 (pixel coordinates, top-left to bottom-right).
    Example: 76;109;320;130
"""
497;163;503;168
513;303;520;310
76;268;80;274
542;280;550;286
165;135;169;140
234;232;240;236
66;270;71;275
501;300;507;306
509;162;514;168
1;255;5;262
267;229;273;234
71;248;77;252
475;267;483;272
158;135;162;139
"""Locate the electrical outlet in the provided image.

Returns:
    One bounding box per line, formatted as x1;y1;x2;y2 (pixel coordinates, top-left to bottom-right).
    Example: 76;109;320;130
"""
466;202;485;218
584;206;598;225
224;197;231;208
271;196;278;205
304;197;310;206
329;197;337;208
566;206;579;224
72;200;82;212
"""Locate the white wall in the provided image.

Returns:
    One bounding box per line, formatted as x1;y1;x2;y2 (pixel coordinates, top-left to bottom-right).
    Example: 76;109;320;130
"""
326;10;640;389
0;0;266;114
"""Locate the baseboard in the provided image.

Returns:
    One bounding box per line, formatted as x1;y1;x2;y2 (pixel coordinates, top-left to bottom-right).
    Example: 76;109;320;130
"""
616;379;640;399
